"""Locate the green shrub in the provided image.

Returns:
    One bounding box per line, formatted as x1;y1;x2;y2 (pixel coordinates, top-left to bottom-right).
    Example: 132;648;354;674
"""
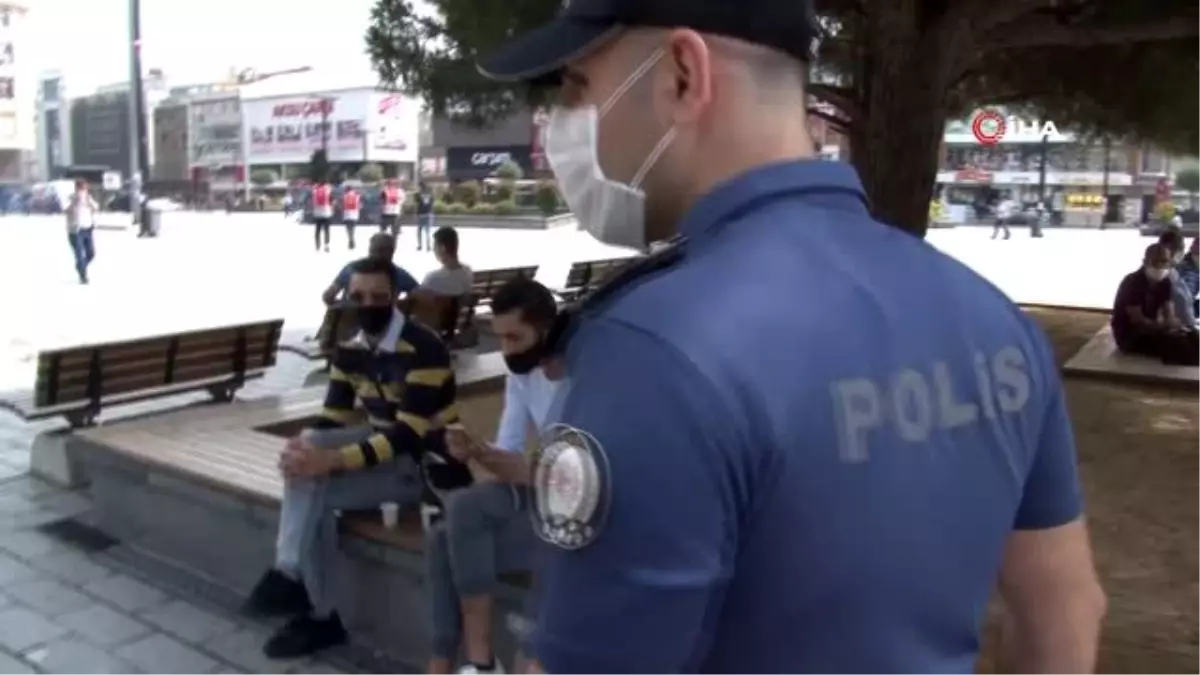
494;160;524;181
470;202;496;215
453;181;482;207
493;199;519;216
433;201;449;214
492;181;515;203
445;202;469;215
535;180;560;216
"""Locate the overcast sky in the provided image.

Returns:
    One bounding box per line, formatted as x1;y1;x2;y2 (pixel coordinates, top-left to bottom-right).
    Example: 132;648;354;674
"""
26;0;388;92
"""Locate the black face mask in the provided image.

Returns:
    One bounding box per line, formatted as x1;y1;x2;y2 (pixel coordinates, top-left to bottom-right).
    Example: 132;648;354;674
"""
356;305;393;335
503;342;543;375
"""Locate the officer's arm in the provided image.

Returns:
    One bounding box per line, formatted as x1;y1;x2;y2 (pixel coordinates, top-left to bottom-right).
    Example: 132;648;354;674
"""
535;320;738;673
311;363;358;430
998;343;1105;673
336;340;458;470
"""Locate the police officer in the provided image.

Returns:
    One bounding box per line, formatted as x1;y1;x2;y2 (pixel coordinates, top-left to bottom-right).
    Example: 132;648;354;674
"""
477;0;1106;672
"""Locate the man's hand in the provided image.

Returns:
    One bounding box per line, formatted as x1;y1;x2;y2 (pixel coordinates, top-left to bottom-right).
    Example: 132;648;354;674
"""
445;424;485;462
279;436;340;478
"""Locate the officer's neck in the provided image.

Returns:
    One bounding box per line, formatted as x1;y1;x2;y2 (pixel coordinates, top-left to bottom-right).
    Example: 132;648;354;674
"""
684;121;816;212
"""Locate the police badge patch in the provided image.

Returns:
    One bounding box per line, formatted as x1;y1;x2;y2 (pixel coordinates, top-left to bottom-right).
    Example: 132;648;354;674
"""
530;424;610;549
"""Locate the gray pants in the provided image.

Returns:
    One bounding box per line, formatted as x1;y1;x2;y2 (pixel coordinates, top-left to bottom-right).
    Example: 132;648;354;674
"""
275;426;423;616
426;482;537;659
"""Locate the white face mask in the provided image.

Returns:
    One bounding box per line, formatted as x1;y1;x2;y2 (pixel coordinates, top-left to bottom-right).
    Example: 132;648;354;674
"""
545;50;676;250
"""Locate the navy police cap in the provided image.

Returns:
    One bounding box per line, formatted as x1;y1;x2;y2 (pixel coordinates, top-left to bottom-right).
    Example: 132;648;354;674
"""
477;0;821;83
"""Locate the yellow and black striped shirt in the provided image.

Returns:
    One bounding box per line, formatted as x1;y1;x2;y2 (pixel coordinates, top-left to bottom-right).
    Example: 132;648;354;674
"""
312;312;461;471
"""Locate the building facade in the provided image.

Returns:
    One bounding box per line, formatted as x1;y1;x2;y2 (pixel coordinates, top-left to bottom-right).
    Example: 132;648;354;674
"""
70;89;131;175
35;71;71;180
422;108;545;182
187;93;243;191
241;86;420;183
936;109;1175;224
0;3;35;182
151;101;188;181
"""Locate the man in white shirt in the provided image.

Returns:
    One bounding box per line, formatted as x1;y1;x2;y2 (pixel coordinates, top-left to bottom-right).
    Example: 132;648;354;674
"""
420;226;475;297
65;179;98;284
427;278;563;674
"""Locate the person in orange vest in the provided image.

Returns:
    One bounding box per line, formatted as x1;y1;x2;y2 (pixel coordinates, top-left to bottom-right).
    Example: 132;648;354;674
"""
342;184;361;250
311;180;334;252
380;179;405;238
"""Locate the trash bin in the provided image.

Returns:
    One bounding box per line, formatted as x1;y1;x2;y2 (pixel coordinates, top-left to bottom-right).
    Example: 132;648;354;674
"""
144;203;161;237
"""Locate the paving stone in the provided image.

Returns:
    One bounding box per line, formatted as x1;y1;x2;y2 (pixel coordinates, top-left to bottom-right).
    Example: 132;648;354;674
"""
0;464;25;481
139;598;238;645
0;605;69;652
206;628;307;674
0;494;39;518
0;476;55;501
35;491;90;519
57;603;152;647
0;554;39;587
290;660;347;674
23;638;136;674
27;549;113;586
7;577;94;616
0;651;35;674
115;633;220;674
0;529;69;560
83;573;168;613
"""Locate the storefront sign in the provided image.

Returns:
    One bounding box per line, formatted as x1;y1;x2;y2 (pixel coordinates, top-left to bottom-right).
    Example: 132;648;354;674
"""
242;89;419;165
446;145;533;178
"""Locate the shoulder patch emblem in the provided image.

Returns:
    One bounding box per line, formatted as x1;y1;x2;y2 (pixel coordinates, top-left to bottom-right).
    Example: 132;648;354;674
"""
530;424;610;550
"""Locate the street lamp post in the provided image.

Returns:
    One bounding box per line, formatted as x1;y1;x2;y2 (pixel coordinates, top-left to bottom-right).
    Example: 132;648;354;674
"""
128;0;152;234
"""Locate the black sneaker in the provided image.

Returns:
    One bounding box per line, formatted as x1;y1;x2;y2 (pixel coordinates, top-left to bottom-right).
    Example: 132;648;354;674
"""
263;612;348;659
242;569;312;617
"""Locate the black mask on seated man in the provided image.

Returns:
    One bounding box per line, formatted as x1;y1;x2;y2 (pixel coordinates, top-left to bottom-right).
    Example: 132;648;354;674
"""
356;305;393;335
504;339;544;375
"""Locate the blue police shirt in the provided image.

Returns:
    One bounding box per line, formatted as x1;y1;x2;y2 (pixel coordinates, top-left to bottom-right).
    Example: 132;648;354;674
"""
334;261;418;295
534;160;1082;673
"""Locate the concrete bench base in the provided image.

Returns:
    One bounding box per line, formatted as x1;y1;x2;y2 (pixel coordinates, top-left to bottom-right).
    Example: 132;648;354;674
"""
1063;325;1200;389
73;436;529;671
30;430;89;488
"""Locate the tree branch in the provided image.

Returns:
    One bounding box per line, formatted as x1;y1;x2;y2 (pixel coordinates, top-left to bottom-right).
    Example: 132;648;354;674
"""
807;83;862;121
986;18;1198;51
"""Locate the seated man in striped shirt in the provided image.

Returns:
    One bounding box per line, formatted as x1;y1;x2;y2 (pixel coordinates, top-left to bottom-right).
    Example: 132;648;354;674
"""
243;257;473;659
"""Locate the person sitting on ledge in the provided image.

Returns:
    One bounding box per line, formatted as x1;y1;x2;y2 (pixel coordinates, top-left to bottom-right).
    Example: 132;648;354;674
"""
426;278;566;675
321;232;419;306
1111;243;1199;366
1158;228;1198;327
1176;237;1199;318
244;256;473;659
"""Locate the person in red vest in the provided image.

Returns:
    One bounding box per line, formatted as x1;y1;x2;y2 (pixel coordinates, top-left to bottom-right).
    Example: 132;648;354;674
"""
311;180;334;252
342;184;361;250
380;179;405;238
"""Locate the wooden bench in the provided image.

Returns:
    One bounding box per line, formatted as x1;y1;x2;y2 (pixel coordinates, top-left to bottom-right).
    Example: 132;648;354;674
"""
73;351;524;667
1063;325;1200;389
471;265;538;314
0;319;284;427
278;304;357;361
559;257;638;301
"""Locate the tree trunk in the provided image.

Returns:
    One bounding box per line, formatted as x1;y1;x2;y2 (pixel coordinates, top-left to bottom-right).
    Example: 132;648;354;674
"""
849;9;948;238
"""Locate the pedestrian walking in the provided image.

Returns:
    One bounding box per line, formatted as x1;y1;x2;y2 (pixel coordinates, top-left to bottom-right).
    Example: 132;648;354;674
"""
65;179;98;284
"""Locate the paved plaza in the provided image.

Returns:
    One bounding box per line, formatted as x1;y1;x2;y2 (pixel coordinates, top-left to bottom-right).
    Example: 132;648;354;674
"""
0;215;1148;673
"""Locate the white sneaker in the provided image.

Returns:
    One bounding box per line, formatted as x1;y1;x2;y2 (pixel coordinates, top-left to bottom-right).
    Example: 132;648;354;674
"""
457;660;506;674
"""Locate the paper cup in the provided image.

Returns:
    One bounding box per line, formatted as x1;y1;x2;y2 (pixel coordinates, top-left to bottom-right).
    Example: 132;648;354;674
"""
380;502;400;529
